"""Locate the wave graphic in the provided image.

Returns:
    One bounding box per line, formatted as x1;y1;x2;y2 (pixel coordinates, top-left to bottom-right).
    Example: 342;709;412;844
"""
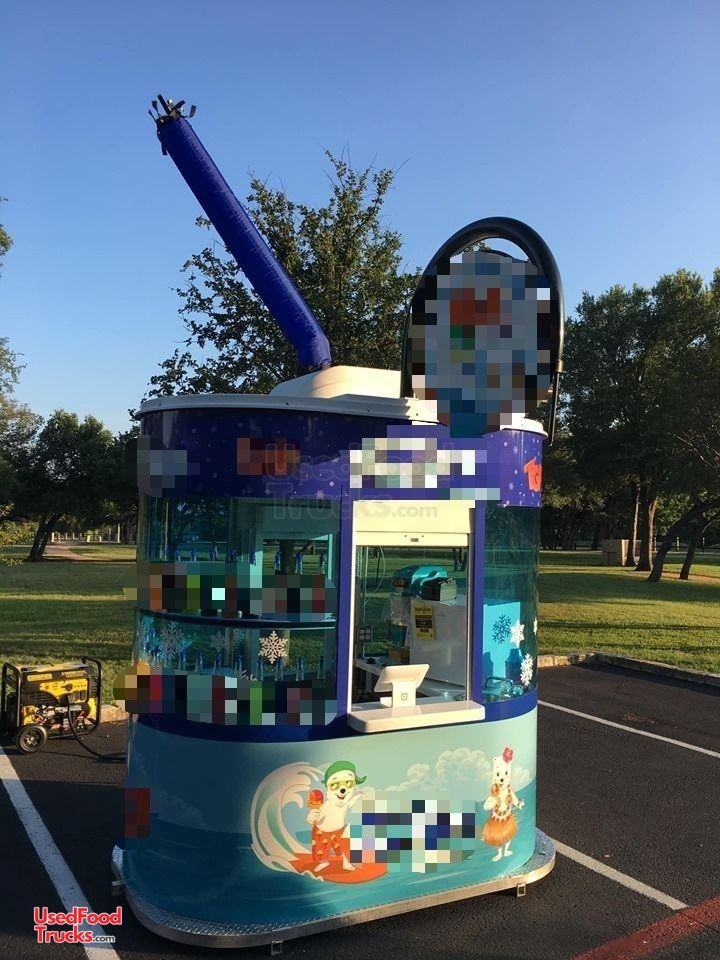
250;763;323;873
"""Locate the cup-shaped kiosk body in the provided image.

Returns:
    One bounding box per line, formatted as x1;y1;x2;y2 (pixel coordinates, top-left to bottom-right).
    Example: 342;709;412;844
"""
121;374;551;943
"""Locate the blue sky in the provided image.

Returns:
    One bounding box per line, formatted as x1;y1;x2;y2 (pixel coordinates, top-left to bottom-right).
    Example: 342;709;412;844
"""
1;0;718;434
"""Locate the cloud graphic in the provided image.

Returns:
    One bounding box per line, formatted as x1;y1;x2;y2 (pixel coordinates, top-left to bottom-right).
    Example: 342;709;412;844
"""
384;763;433;793
384;749;493;794
510;765;532;791
382;747;534;797
435;748;491;789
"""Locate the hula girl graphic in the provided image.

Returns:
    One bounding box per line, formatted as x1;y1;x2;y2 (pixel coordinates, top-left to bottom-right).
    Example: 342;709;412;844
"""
482;746;525;861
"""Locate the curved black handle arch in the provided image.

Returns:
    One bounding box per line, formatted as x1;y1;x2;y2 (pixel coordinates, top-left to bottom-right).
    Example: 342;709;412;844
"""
401;216;565;440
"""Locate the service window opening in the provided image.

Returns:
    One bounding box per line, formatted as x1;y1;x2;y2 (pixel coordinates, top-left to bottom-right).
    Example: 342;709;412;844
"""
352;542;470;707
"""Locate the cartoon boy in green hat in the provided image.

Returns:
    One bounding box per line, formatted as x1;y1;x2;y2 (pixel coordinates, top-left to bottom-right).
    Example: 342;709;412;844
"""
306;760;367;872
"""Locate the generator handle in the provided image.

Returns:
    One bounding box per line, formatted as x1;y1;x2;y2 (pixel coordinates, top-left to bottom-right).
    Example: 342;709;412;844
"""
1;662;21;735
81;657;102;731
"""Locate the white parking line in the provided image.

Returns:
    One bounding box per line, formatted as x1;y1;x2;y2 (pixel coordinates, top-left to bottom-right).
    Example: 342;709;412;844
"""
0;745;121;959
552;839;688;911
539;700;720;759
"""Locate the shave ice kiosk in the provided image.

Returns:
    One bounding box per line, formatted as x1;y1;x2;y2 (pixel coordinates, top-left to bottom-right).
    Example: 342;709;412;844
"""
114;95;565;947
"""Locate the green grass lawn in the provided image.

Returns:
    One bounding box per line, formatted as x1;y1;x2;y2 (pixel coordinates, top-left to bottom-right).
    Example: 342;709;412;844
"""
67;544;137;561
0;547;718;703
538;550;720;672
0;546;135;701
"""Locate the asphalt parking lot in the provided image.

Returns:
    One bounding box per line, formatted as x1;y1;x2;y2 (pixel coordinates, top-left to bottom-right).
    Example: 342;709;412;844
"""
2;662;719;960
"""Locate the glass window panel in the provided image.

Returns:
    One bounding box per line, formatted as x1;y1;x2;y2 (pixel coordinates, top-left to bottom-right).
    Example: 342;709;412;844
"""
134;611;334;681
352;544;468;706
482;504;539;702
135;497;340;692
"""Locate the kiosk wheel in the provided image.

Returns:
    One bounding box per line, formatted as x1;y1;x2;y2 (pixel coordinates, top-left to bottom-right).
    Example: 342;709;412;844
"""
16;724;48;754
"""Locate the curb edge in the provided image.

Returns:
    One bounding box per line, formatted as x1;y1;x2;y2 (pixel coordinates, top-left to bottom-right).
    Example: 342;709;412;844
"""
538;652;720;688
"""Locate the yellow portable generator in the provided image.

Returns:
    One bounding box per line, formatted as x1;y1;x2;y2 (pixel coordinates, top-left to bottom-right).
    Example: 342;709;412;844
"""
1;658;102;753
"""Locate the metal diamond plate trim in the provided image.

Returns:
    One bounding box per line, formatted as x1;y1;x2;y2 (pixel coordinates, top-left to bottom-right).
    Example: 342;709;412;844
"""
111;831;555;946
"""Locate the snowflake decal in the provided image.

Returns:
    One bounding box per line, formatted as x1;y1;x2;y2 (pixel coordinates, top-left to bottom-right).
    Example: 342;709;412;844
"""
260;630;288;664
521;653;534;688
492;614;512;645
160;621;185;659
533;617;538;637
510;620;525;647
211;630;226;654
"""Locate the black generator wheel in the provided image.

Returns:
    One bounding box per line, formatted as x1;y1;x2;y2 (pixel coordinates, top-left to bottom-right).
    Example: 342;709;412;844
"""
16;724;48;754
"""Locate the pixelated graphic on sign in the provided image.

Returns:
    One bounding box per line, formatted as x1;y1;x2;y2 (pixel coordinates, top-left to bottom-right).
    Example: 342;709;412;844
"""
407;249;554;435
134;562;335;619
115;665;337;726
237;437;301;476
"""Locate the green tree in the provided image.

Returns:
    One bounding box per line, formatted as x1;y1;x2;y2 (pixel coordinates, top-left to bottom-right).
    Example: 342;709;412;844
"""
648;274;720;579
563;270;712;572
541;431;606;549
0;197;11;275
0;338;41;522
105;426;140;542
0;335;23;395
0;396;41;514
13;411;118;561
0;216;31;521
148;151;418;396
